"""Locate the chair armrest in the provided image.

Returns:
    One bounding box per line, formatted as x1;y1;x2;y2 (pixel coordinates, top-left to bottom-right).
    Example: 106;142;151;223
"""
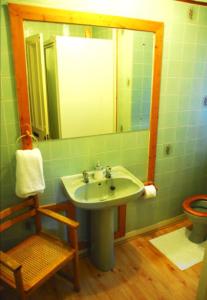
0;251;21;272
37;208;79;229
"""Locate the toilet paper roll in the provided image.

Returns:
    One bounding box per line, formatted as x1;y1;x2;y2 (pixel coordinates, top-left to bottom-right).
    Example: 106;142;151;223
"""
144;185;156;199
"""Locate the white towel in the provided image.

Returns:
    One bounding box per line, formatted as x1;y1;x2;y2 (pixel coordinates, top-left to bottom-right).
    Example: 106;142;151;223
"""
15;148;45;198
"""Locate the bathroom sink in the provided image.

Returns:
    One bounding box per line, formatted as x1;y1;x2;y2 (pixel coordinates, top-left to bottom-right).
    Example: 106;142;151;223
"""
61;166;144;209
62;165;144;271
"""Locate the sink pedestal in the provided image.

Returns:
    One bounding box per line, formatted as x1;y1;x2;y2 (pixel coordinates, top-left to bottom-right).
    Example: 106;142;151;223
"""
90;207;115;271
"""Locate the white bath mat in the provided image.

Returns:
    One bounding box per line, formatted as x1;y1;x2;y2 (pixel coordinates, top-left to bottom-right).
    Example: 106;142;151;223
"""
149;227;207;270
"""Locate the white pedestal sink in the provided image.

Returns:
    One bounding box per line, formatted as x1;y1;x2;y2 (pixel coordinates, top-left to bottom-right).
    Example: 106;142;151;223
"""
61;166;144;271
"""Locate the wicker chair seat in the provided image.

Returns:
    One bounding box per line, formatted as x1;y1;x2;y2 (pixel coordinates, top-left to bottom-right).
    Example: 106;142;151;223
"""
0;232;75;292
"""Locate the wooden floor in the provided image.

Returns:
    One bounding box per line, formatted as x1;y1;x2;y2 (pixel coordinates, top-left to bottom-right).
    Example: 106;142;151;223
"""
1;219;202;300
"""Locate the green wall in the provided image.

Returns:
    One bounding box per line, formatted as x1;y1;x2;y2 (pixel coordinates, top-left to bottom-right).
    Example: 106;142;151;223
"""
131;31;154;131
1;0;207;249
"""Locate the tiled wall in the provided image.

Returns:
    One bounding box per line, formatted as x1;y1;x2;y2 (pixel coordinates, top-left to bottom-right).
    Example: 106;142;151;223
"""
24;21;88;38
1;0;207;249
131;31;154;130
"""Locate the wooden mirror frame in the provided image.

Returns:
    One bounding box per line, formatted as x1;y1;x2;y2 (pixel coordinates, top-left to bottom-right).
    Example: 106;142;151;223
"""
8;3;163;240
176;0;207;6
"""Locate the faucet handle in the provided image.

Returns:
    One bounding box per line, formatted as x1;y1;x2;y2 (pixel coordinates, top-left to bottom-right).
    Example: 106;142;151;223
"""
82;170;89;183
105;166;112;178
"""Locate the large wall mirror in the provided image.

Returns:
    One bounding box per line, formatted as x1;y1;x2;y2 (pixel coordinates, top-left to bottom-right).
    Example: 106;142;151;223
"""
23;21;154;140
8;3;163;239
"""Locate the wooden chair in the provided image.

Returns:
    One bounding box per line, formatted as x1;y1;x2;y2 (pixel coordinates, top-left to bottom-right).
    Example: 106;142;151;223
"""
0;196;80;300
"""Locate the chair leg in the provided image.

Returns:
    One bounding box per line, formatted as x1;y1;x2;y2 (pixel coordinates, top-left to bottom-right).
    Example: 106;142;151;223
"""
17;290;27;300
14;269;27;300
73;256;80;292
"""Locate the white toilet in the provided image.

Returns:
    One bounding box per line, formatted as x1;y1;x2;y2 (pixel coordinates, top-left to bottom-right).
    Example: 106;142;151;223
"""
183;194;207;243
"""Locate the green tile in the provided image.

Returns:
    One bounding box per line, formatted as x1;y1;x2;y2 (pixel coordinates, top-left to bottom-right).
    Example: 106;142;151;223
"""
194;62;205;77
0;165;14;186
156;172;174;189
103;134;121;151
137;147;149;164
197;26;207;44
3;100;18;124
186;126;199;140
176;111;190;126
170;23;184;42
168;61;181;77
184;24;198;43
38;141;52;161
167;95;180;112
180;62;194;77
137;130;149;147
0;126;8;147
6;123;20;144
173;142;185;157
158;128;176;144
39;180;54;204
48;158;71;178
50;140;71;160
1;77;16;100
121;132;139;149
42;161;52;180
88;136;104;154
68;138;89;157
102;150;121;166
159;112;178;128
182;43;196;61
69;155;90;174
8;143;18;157
0;145;9;166
0;100;5;125
52;178;68;202
156;158;174;174
184;140;196;155
0;25;12;54
127;163;148;181
121;147;148;166
198;9;207;25
166;78;180;94
0;5;9;28
156;144;165;159
168;42;184;61
1;51;14;77
175;127;188;142
179;78;193;96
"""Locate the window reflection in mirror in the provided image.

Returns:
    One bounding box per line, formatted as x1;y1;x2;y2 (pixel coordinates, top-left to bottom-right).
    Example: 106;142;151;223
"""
24;21;154;140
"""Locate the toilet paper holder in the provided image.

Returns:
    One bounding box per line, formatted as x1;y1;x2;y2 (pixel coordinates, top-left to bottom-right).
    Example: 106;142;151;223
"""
144;181;158;190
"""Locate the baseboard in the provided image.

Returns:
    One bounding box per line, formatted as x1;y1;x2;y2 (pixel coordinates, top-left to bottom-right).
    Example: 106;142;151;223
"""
115;214;186;245
79;214;186;256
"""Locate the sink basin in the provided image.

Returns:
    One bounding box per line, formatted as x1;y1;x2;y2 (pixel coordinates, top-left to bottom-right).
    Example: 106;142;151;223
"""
61;166;144;209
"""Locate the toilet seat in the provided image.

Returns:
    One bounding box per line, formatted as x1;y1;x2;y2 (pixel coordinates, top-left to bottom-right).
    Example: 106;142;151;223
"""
183;194;207;217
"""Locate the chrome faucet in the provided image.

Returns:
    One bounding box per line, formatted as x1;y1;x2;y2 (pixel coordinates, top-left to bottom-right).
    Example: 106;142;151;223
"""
105;166;112;179
82;170;89;183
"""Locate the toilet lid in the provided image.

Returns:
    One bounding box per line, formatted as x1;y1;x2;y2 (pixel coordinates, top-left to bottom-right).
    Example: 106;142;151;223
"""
183;194;207;217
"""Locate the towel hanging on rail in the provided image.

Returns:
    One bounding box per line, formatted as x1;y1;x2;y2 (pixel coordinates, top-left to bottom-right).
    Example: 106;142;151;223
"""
15;148;45;198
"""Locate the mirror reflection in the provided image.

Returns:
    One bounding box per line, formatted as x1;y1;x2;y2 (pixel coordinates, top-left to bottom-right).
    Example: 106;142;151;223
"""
24;21;154;140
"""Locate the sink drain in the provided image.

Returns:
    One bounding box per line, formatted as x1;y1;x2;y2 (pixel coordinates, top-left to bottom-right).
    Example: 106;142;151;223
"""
110;185;116;191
